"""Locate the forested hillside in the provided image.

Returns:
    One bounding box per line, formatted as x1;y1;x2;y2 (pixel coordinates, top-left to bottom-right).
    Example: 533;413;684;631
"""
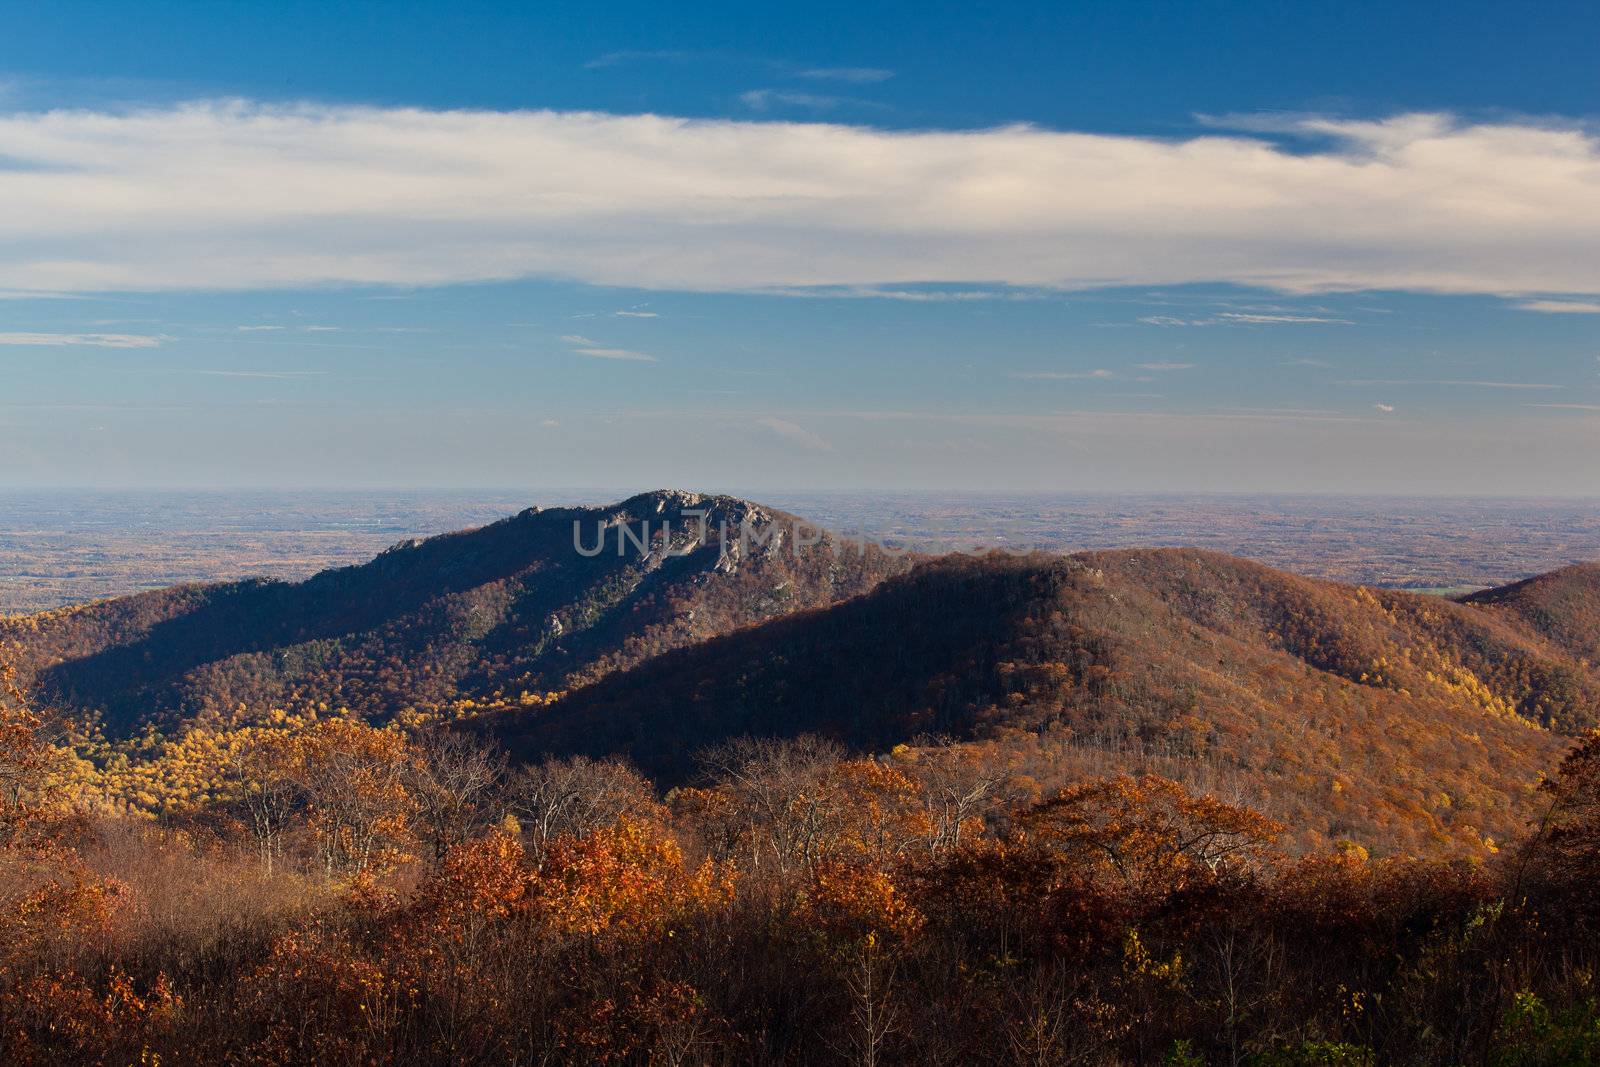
484;548;1592;856
4;644;1600;1065
3;496;1600;1063
3;495;1597;858
0;491;913;736
1464;561;1600;665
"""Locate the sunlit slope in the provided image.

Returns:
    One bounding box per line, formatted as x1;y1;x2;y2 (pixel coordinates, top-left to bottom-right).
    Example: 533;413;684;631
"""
487;549;1587;856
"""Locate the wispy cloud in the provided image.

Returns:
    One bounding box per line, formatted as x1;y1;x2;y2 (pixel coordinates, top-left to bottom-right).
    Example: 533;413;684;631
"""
1338;379;1562;389
236;325;284;332
1527;402;1600;411
560;334;657;362
574;347;657;362
0;289;78;300
759;285;1045;302
613;309;658;318
1284;357;1333;368
755;416;831;451
1135;361;1195;371
1373;403;1396;413
0;331;162;348
4;105;1600;296
1011;369;1115;380
1219;312;1354;325
1513;299;1600;314
582;49;697;70
798;67;893;83
739;89;881;111
1140;312;1353;326
583;51;891;84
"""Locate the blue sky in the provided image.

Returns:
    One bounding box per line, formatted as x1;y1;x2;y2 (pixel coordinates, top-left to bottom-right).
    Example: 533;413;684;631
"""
1;1;1598;493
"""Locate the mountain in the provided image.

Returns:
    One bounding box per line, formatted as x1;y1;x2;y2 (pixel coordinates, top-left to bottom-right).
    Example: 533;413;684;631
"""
0;491;915;736
6;492;1596;858
1461;561;1600;665
481;547;1596;856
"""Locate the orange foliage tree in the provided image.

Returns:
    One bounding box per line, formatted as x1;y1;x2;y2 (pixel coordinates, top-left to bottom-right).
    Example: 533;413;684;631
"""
0;650;53;850
1527;731;1600;884
1020;774;1284;888
234;718;417;876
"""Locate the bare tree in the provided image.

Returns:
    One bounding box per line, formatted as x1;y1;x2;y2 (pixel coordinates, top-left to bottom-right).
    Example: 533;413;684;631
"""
907;736;1007;856
405;730;509;865
507;754;656;856
696;734;847;879
831;936;900;1067
227;739;304;874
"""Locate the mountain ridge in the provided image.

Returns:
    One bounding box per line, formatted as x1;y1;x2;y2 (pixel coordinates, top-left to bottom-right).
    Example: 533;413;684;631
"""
0;490;915;734
4;491;1596;857
477;544;1594;856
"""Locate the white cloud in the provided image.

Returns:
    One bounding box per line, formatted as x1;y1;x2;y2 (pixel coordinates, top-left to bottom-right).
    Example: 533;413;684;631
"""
1514;299;1600;314
1136;361;1195;371
0;331;162;348
3;104;1600;296
1373;403;1396;413
1216;312;1353;325
576;347;656;361
613;309;658;318
236;324;284;331
560;333;657;362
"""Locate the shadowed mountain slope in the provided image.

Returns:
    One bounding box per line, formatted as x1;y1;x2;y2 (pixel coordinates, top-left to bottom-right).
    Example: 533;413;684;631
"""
0;491;914;735
484;548;1592;856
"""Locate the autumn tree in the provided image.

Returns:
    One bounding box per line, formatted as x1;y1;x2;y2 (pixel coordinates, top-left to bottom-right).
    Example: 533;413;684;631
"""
692;736;926;881
1020;774;1283;888
231;718;417;876
294;719;416;876
0;649;52;849
1525;731;1600;885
